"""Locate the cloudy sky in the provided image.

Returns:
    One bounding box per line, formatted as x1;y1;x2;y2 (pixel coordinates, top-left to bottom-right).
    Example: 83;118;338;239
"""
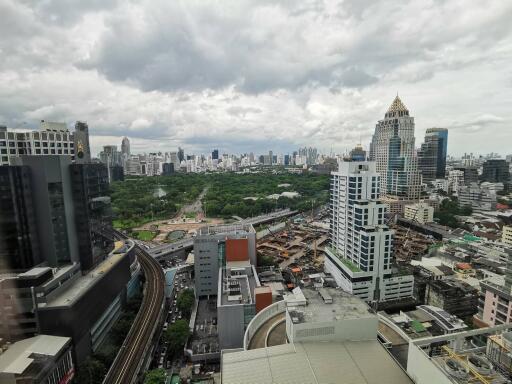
1;0;511;157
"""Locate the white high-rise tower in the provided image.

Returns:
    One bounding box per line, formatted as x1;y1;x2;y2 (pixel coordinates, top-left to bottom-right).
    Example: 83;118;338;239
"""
325;160;413;303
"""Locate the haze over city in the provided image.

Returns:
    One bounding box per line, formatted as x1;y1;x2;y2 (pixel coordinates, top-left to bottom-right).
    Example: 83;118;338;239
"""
1;0;512;155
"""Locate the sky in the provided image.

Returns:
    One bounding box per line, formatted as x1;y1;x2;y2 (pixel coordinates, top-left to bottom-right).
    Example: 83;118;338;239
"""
1;0;512;157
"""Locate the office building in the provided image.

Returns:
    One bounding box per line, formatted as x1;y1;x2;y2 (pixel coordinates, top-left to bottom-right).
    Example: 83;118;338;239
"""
404;202;434;224
0;166;40;272
348;144;366;161
70;163;113;271
99;145;121;167
418;128;448;184
194;224;257;297
212;149;219;160
121;136;130;157
162;162;175;175
0;335;74;384
447;169;465;193
458;183;497;212
369;96;421;212
325;160;414;303
481;159;510;185
10;156;79;267
178;147;185;162
453;166;479;185
0;121;75;165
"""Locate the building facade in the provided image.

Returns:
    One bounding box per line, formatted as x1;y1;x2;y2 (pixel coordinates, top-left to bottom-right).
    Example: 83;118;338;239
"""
503;226;512;247
0;122;75;165
0;166;41;272
70;163;113;271
404;202;434;224
481;159;510;185
325;160;414;303
418;128;448;184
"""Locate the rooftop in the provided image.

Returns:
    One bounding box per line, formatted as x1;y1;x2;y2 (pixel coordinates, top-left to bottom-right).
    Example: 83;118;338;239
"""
219;266;257;306
198;223;255;236
387;95;409;113
0;335;70;375
222;341;413;384
41;247;128;308
286;287;373;325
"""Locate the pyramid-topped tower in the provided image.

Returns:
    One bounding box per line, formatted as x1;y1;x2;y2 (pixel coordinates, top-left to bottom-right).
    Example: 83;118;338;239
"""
385;95;409;118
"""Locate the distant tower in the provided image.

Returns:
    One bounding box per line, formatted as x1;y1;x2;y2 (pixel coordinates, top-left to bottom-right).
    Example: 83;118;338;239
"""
121;137;130;157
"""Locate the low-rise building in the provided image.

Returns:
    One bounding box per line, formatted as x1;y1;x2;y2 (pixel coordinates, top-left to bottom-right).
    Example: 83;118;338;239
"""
424;279;478;321
404;202;434;224
0;335;74;384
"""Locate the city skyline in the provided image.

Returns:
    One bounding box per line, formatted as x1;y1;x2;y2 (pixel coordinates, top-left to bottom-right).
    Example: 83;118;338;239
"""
1;2;512;156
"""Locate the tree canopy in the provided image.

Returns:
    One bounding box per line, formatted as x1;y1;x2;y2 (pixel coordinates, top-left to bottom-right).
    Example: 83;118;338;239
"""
177;288;195;318
165;320;190;356
144;369;166;384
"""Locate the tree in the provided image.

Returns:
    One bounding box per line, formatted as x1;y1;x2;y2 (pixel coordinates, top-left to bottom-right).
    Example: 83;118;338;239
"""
144;369;166;384
73;358;106;384
177;289;195;318
165;320;190;356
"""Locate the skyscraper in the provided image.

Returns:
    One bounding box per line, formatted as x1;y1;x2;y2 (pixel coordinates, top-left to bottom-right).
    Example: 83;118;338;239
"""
418;128;448;184
121;136;130;157
324;160;414;303
178;147;185;163
369;95;421;213
212;149;219;160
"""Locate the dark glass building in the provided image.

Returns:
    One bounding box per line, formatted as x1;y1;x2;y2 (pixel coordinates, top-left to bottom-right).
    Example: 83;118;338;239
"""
481;159;510;185
0;166;41;272
418;128;448;184
212;149;219;160
71;163;113;271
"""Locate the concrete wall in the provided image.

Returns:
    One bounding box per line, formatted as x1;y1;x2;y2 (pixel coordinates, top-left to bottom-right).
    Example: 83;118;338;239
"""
406;343;452;384
289;316;378;343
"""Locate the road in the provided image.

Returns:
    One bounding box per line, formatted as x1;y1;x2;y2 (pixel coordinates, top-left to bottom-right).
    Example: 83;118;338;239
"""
147;209;298;258
103;244;165;384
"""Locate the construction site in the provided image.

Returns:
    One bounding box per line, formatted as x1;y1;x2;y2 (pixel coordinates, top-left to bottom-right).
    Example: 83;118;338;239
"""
257;223;329;271
390;222;436;263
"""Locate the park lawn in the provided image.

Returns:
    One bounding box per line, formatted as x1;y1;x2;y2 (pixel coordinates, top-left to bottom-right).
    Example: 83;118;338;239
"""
133;230;159;241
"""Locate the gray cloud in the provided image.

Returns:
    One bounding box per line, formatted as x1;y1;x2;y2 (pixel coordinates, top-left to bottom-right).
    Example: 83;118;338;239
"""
0;0;512;157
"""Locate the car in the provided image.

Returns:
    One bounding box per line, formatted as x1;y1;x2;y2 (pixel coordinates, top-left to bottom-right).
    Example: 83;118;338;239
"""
173;300;177;305
178;314;182;320
163;322;168;331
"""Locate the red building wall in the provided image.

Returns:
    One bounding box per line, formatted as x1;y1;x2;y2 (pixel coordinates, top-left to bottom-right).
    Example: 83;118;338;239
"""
225;238;249;262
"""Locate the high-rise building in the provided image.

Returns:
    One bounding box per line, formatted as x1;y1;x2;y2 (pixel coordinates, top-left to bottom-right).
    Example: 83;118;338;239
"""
0;166;41;272
0;121;76;165
178;147;185;162
324;160;414;303
369;96;421;212
212;149;219;160
348;144;366;161
418;128;448;184
10;156;79;267
99;145;121;167
481;159;510;185
70;163;113;271
121;136;130;157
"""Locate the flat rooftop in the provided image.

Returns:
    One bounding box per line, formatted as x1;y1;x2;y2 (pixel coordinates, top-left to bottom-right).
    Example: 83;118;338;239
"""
220;268;256;306
198;223;255;236
41;250;127;308
287;287;373;324
222;340;413;384
0;335;69;375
